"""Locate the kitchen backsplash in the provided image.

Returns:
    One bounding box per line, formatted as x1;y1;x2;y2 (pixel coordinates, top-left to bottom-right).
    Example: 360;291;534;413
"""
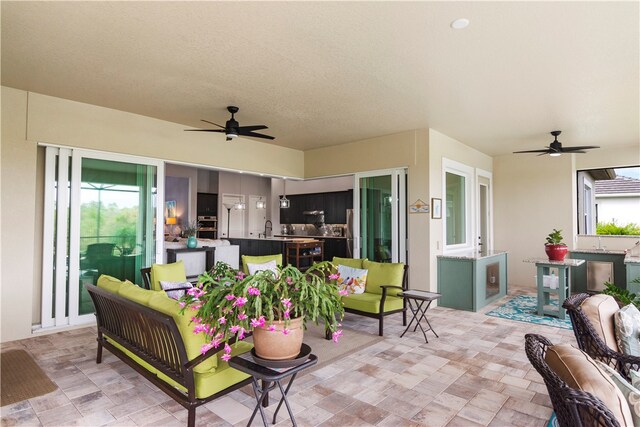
281;223;346;236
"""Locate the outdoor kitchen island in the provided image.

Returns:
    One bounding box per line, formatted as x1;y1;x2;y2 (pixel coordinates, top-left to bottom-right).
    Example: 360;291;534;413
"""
226;236;323;269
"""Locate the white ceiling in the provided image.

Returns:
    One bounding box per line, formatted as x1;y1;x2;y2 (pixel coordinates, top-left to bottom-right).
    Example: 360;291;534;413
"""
2;1;638;156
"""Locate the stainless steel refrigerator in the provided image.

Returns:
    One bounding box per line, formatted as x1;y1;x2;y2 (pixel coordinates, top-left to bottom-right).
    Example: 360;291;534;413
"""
346;209;354;258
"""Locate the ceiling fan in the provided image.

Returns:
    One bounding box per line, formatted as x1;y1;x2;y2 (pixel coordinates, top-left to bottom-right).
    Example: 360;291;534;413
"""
513;131;599;156
185;106;274;141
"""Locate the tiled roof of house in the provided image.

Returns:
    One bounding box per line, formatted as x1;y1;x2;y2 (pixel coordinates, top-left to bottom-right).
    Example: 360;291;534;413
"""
595;176;640;194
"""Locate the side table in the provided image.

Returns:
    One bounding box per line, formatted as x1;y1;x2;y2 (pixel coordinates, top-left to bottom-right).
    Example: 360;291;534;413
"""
229;348;318;427
398;290;441;343
524;258;585;320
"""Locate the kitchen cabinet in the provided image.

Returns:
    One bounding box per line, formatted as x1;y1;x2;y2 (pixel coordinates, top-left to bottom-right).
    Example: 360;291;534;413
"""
570;251;627;293
437;251;508;311
197;193;217;216
627;262;640;294
279;190;353;225
318;238;347;260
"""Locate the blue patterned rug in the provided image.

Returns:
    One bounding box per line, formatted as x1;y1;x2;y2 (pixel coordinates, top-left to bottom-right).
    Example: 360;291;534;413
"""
486;295;573;330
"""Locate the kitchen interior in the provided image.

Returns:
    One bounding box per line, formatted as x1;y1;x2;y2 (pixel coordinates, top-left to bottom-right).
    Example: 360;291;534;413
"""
164;163;355;268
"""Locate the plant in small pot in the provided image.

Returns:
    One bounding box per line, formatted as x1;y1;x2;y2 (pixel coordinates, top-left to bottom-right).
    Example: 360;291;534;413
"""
545;228;568;261
182;220;200;248
179;261;345;362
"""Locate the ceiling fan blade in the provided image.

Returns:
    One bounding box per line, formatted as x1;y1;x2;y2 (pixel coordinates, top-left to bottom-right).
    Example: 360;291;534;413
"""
238;131;275;140
201;119;225;129
237;125;268;132
184;129;225;133
562;145;600;151
513;149;551;154
564;150;587;154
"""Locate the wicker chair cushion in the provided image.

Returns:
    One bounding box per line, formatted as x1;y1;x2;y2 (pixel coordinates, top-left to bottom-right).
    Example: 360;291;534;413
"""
614;304;640;357
596;360;640;425
546;343;633;426
581;294;621;352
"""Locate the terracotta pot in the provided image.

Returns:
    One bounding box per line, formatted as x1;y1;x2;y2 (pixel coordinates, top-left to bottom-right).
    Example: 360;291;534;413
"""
545;244;568;261
252;317;304;360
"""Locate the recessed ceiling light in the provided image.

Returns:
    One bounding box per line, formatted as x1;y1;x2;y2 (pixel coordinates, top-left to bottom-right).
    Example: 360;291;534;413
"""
451;18;470;30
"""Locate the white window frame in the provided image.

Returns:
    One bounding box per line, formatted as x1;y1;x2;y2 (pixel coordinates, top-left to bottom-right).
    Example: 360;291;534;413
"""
443;158;475;253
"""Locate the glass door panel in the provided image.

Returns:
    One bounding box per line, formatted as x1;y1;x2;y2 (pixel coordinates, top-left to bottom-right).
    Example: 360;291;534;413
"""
77;158;157;315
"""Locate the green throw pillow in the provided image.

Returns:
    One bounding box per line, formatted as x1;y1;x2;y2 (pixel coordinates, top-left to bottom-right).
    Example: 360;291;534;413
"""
118;281;163;306
150;261;187;291
362;260;405;296
96;274;124;294
614;304;640;356
241;254;282;274
596;360;640;425
332;257;365;269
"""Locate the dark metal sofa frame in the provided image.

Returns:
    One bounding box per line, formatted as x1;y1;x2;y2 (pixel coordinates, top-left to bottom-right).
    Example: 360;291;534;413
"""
524;333;621;427
563;293;640;381
85;284;253;427
343;265;408;336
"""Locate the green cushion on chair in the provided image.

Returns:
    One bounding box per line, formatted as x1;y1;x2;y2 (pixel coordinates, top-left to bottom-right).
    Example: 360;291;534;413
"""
150;261;187;291
332;257;366;269
362;260;404;296
157;341;253;399
97;274;125;294
148;292;217;373
118;281;163;306
106;337;158;375
241;254;282;274
342;293;404;313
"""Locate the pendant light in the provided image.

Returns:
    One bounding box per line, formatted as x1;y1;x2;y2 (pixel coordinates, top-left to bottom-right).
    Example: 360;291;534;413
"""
279;178;290;208
256;197;266;209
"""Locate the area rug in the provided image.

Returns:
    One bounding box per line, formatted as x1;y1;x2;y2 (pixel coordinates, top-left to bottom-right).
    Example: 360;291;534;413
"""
486;295;572;330
1;349;58;406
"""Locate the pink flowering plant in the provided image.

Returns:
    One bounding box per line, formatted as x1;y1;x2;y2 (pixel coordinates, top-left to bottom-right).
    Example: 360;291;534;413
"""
179;260;345;361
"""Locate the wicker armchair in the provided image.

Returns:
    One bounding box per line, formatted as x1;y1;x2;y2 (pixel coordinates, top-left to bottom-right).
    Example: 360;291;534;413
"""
524;334;621;427
563;293;640;381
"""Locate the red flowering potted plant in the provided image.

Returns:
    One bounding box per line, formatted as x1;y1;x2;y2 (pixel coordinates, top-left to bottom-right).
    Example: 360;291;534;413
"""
545;228;568;261
179;261;345;361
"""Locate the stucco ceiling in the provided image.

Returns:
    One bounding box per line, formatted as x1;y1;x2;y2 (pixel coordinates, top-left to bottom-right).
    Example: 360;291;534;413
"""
2;1;638;156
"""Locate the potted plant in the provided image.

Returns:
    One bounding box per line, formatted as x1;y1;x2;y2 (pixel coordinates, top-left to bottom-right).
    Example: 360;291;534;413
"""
182;220;200;248
545;228;568;261
179;261;345;361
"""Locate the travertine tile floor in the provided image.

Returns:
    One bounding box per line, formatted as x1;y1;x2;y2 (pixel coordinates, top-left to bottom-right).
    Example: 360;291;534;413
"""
1;286;574;427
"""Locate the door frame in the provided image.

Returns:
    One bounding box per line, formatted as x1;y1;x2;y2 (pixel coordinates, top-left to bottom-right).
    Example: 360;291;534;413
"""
475;168;493;251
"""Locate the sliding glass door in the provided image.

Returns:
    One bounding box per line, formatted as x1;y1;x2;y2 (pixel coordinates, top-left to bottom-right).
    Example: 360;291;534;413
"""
354;169;406;263
42;147;164;327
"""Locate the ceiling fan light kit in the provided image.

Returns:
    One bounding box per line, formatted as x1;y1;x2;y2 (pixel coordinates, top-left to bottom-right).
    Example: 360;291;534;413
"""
513;130;600;156
184;106;274;141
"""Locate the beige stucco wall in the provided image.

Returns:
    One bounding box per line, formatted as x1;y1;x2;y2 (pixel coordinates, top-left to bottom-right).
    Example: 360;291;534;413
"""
1;87;306;342
304;130;430;291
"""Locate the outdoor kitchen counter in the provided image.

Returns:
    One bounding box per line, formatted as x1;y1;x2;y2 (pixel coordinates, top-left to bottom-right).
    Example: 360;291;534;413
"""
437;249;508;261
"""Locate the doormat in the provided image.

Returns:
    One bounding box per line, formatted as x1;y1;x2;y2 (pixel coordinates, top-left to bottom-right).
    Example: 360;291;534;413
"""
485;295;572;330
1;349;58;406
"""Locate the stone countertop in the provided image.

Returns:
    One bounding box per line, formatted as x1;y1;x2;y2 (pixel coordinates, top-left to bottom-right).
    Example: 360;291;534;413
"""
625;255;640;265
437;250;508;260
571;249;627;255
227;236;321;243
523;257;585;267
273;234;347;240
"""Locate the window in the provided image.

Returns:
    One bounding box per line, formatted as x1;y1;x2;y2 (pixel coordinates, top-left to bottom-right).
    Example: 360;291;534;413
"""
443;159;474;250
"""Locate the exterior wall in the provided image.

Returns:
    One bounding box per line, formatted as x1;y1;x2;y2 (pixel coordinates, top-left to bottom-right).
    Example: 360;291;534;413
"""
304;130;430;292
596;195;640;225
0;87;304;343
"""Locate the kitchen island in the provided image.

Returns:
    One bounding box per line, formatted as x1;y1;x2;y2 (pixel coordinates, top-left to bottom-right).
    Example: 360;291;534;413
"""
226;236;321;267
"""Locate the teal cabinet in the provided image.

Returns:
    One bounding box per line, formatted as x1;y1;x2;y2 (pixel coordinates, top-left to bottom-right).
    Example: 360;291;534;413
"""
437;252;508;312
628;263;640;294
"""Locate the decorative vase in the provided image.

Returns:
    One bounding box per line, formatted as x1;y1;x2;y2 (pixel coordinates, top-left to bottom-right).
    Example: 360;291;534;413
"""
187;236;197;248
252;317;304;360
545;244;568;261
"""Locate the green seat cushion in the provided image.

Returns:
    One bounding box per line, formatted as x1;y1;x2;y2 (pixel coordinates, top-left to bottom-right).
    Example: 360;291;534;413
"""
342;293;404;313
97;274;125;294
148;293;217;373
150;261;187;291
333;257;366;269
157;341;253;399
242;254;282;274
362;260;404;296
118;281;163;306
106;337;157;375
